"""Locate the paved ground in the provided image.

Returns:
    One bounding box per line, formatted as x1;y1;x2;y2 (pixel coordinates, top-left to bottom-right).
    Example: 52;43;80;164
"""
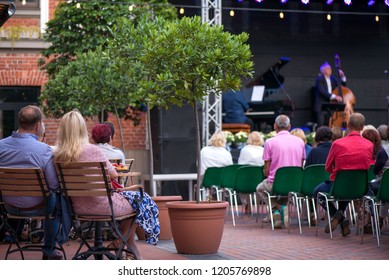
1;207;388;260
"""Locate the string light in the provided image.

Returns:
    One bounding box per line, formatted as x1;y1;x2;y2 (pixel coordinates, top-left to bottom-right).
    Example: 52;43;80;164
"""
22;0;26;5
280;0;288;3
128;5;134;12
301;0;310;5
344;0;352;5
367;0;375;6
326;0;334;4
179;7;184;14
76;3;81;9
279;12;284;19
375;15;380;22
230;10;235;17
327;13;332;21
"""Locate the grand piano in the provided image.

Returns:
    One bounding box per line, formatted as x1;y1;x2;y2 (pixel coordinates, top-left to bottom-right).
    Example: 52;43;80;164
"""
244;57;294;132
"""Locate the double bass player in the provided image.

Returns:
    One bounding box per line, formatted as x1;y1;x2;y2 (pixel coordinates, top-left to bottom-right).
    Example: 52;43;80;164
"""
314;61;347;127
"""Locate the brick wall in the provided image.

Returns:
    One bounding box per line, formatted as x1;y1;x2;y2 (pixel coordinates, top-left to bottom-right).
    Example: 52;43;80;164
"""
0;0;147;151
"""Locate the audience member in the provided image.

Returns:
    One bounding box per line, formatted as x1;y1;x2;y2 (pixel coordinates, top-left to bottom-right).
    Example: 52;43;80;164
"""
362;129;381;163
313;113;373;237
377;124;388;146
290;128;312;157
238;131;264;166
200;130;233;176
256;115;305;229
0;105;63;259
53;110;160;259
92;123;125;164
331;127;343;142
238;131;264;213
304;126;333;168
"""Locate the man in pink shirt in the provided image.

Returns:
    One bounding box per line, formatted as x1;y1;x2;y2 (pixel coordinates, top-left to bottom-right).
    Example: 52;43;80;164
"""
256;115;305;229
313;112;373;237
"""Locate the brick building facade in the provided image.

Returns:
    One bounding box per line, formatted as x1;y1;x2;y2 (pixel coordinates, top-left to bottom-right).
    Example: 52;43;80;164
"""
0;1;148;171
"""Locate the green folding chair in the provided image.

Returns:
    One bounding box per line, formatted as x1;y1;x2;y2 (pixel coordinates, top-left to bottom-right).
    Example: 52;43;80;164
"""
291;164;330;234
362;168;389;247
259;166;304;231
199;167;224;201
219;164;247;220
316;169;368;239
232;165;264;225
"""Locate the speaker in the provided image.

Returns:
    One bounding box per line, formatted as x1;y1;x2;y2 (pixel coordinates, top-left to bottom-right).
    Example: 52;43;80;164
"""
151;104;197;174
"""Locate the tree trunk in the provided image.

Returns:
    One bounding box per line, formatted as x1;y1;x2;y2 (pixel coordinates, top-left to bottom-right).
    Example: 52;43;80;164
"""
147;104;154;195
193;101;201;204
114;105;125;152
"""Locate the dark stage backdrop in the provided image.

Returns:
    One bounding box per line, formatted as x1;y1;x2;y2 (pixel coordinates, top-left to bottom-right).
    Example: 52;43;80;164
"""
169;0;389;128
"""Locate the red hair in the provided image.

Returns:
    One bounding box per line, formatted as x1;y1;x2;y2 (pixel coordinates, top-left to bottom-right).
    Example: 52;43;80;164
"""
91;124;111;144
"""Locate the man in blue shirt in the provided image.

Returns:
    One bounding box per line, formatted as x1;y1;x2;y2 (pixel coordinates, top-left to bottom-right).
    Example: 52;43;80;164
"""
222;90;253;131
0;105;63;259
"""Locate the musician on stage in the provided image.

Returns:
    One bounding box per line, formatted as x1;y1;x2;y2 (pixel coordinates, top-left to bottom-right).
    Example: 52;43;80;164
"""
314;62;346;127
222;89;254;131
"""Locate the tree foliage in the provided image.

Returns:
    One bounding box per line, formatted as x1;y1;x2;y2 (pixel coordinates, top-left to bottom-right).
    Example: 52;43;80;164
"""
39;0;176;78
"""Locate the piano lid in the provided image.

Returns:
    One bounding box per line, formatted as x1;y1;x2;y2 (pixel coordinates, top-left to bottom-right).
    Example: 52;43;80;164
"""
0;2;16;28
246;57;290;89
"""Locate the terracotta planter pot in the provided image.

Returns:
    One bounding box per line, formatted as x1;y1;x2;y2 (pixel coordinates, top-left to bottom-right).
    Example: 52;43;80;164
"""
167;201;228;254
152;195;182;240
136;195;183;241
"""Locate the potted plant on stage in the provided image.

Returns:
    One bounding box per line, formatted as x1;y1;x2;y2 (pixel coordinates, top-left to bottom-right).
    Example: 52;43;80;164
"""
108;16;253;254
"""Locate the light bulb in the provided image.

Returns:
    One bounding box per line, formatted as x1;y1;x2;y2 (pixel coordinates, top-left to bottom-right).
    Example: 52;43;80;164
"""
327;14;331;21
279;12;284;19
230;10;235;17
179;8;184;15
375;15;379;22
76;3;81;9
129;5;134;12
22;0;26;5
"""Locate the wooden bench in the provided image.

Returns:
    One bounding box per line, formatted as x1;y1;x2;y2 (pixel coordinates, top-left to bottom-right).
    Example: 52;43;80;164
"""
222;123;251;134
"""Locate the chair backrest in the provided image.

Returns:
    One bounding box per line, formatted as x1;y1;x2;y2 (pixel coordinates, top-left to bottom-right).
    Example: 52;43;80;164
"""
234;166;264;194
331;169;368;199
301;164;330;196
220;164;247;189
377;169;389;203
201;166;224;189
0;167;49;198
272;166;304;196
55;161;112;197
368;164;375;181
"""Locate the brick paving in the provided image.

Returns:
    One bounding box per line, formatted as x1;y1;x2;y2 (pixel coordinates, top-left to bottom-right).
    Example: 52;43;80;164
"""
1;208;389;260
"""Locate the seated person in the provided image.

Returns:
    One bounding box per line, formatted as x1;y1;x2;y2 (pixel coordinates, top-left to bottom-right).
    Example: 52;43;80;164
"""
200;130;233;177
290;128;312;158
92;123;125;164
54;110;160;259
222;90;253;131
304;126;333;168
0;105;63;259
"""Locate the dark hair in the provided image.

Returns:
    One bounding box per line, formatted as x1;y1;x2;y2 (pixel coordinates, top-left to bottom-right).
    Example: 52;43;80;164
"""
315;126;332;143
18;105;42;131
362;129;382;160
103;121;115;139
92;124;111;144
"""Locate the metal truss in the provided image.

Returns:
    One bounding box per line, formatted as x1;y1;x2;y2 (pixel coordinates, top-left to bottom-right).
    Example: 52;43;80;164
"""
201;0;222;147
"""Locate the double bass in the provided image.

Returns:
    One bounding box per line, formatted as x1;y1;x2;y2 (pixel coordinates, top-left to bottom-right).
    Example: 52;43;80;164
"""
330;54;356;128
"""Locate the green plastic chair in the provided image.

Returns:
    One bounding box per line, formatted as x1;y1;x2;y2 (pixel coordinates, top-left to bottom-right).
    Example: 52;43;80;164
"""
219;164;247;223
362;168;389;247
233;165;264;224
316;169;368;239
368;164;375;181
291;164;330;234
259;166;304;231
200;167;224;201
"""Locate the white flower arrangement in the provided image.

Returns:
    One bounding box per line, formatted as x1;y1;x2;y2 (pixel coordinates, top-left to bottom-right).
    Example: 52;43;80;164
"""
223;130;235;144
234;131;248;143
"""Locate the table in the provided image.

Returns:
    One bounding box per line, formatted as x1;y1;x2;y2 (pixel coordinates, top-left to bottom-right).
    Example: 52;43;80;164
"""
141;173;197;200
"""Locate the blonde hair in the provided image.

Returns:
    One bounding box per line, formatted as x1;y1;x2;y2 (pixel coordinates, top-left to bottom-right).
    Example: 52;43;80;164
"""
290;128;307;144
53;110;89;163
209;130;226;147
247;131;264;146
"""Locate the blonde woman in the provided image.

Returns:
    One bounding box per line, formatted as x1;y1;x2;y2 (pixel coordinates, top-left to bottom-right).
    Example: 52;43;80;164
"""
54;110;159;259
290;128;312;157
200;130;233;176
238;131;264;166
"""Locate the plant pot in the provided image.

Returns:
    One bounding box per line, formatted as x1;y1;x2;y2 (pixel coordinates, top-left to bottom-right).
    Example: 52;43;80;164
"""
167;200;228;254
152;195;182;240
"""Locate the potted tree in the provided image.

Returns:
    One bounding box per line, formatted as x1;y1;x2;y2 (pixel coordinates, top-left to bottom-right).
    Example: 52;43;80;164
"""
108;16;253;254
